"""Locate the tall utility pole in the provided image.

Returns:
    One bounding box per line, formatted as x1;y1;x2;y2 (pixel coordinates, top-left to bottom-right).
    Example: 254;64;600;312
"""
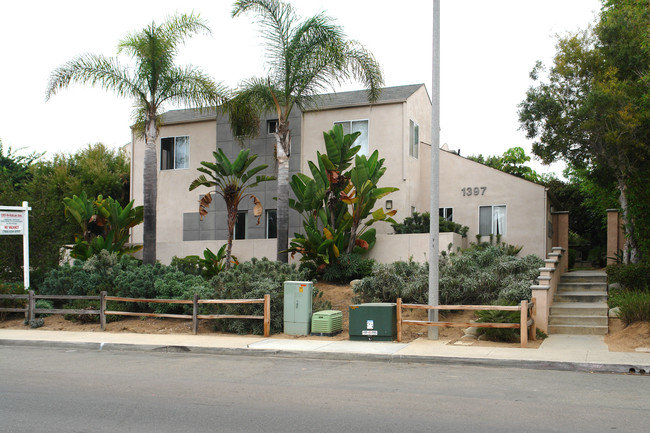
428;0;440;339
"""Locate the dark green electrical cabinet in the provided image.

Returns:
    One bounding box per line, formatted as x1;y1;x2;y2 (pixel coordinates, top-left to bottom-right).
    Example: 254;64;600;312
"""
349;303;397;341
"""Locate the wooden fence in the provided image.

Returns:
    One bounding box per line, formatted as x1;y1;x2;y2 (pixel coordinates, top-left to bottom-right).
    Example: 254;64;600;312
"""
396;298;536;348
0;291;271;337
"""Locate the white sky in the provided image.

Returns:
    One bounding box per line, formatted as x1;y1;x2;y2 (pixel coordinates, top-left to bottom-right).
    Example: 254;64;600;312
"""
0;0;601;176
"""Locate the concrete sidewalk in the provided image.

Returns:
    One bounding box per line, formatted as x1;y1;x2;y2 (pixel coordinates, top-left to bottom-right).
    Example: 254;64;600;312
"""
1;328;649;375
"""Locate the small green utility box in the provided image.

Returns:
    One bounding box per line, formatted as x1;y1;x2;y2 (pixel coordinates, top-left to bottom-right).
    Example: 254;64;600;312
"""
311;310;343;336
349;303;397;341
283;281;313;335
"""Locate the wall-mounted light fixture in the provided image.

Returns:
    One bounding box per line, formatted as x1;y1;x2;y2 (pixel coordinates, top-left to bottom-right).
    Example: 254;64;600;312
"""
385;200;393;210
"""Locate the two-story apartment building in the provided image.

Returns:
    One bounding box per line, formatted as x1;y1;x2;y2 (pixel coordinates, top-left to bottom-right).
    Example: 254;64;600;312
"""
130;84;555;263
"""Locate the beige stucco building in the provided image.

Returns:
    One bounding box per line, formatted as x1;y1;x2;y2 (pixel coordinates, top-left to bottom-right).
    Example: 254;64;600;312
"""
130;84;554;264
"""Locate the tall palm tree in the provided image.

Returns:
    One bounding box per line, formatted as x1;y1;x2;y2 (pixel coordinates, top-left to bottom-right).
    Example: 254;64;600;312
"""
231;0;384;262
46;13;228;264
189;148;275;269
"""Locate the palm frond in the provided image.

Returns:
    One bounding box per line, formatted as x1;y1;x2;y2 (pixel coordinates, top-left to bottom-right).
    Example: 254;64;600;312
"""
46;54;144;101
232;0;295;69
118;12;211;60
158;65;230;108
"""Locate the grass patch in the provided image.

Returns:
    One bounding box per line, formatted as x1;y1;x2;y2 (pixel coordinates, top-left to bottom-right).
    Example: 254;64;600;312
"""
609;289;650;325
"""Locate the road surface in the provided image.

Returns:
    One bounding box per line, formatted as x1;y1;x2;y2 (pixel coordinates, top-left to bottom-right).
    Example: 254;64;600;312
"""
1;346;648;432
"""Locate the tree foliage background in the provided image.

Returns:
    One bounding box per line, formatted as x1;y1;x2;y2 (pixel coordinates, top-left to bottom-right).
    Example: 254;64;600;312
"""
0;141;129;283
519;0;650;263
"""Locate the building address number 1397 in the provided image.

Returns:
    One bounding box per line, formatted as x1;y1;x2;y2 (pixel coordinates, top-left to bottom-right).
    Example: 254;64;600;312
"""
461;187;487;197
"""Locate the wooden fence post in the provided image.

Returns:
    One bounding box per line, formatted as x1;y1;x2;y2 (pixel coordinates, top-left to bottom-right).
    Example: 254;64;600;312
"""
100;291;107;331
192;293;199;335
28;290;35;322
520;300;528;348
396;298;402;343
529;297;537;342
263;294;271;337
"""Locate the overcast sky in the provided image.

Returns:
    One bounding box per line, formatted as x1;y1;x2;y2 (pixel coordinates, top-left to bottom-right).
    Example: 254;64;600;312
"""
0;0;601;176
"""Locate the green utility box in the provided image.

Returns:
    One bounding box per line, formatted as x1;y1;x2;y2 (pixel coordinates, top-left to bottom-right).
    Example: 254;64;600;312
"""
283;281;313;335
349;303;397;341
311;310;343;336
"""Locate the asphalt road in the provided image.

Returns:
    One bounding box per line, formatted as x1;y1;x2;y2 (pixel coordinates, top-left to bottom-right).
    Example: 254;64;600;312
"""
1;346;648;433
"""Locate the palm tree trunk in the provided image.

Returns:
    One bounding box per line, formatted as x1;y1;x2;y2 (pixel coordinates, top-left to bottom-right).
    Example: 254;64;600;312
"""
276;129;290;263
225;202;237;270
142;117;158;265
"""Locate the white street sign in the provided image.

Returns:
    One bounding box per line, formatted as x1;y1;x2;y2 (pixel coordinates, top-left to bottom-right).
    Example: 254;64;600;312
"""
0;211;24;235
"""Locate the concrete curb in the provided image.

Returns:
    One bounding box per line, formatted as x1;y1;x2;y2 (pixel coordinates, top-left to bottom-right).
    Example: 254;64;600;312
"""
2;338;648;376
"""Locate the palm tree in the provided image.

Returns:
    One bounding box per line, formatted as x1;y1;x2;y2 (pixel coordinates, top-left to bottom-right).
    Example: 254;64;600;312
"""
189;148;275;269
46;13;228;264
231;0;384;262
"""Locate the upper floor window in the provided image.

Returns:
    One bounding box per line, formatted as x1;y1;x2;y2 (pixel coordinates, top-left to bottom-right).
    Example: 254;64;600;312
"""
267;119;278;134
409;120;419;158
160;136;189;170
479;205;506;236
334;120;369;156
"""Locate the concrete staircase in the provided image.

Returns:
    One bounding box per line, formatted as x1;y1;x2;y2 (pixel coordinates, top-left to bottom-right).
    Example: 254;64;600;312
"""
548;271;609;335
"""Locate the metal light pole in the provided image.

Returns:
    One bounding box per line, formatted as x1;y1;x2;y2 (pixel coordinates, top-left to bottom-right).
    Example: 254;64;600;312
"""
428;0;440;339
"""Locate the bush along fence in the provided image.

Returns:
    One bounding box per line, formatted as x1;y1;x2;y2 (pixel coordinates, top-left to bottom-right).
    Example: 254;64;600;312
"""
396;298;536;348
0;291;271;337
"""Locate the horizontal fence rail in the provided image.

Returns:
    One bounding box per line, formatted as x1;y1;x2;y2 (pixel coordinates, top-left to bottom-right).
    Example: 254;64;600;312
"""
396;298;536;348
0;293;30;314
1;291;271;337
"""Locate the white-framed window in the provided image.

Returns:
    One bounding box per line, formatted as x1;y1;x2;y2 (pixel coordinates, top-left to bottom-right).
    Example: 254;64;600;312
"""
479;205;506;236
411;206;417;215
266;209;277;239
160;136;189;170
334;120;369;156
439;207;453;221
409;119;419;158
234;211;247;240
267;119;278;134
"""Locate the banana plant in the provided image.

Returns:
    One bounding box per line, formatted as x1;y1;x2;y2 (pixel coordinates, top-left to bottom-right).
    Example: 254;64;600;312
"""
63;192;143;260
342;151;398;253
189;148;275;269
288;125;398;271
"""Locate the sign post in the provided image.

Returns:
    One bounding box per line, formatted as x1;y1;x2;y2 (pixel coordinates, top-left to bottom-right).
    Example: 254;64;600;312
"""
0;201;31;289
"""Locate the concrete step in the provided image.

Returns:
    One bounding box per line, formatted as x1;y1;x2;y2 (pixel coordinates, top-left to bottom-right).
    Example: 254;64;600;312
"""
560;271;607;284
554;291;608;303
548;324;608;335
557;282;607;292
549;302;609;316
548;315;608;326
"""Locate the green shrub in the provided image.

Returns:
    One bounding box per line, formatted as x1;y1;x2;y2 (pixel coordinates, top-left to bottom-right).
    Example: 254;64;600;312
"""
353;244;543;306
391;212;469;236
38;252;138;299
113;263;175;301
322;253;375;283
475;302;521;343
353;260;428;304
28;318;44;328
170;255;206;276
38;262;98;297
150;272;213;315
609;289;650;324
210;258;313;335
606;261;650;292
34;299;54;317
